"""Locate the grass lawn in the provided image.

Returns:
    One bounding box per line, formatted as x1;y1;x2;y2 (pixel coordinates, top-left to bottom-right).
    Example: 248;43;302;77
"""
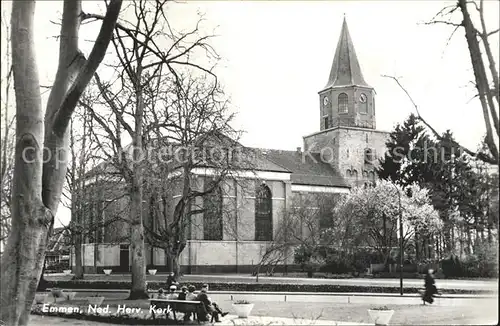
248;301;498;325
30;292;498;325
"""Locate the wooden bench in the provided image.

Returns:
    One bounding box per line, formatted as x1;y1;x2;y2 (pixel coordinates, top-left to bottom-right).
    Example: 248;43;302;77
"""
148;299;208;323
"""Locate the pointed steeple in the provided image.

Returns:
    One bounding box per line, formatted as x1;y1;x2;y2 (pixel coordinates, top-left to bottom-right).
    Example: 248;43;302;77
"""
324;18;370;89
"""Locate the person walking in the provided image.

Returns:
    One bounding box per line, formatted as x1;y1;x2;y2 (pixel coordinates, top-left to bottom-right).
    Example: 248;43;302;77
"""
422;269;438;304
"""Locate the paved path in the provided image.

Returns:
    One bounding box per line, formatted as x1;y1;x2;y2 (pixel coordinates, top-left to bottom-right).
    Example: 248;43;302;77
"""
46;273;498;291
28;314;370;325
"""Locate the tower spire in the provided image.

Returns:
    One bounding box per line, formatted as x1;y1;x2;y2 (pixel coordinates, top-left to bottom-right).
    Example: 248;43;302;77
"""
324;18;370;89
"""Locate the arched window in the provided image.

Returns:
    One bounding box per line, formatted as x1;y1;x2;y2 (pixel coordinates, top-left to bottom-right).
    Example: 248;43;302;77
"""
353;169;358;180
338;93;348;113
364;148;375;164
368;171;375;182
255;184;273;241
204;182;223;241
346;169;352;177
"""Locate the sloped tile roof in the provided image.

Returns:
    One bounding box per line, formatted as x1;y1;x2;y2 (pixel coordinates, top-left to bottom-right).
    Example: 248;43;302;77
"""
252;149;349;188
82;133;348;188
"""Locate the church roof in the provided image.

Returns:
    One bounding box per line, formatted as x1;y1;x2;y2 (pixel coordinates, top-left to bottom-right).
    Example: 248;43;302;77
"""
324;18;371;89
254;148;349;188
83;134;348;188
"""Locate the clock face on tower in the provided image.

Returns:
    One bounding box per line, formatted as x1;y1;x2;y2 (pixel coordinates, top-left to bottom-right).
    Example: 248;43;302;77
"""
359;93;367;103
323;96;329;106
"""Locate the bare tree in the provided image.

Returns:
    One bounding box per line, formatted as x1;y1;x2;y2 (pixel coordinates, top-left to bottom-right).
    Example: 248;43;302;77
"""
64;102;96;279
79;1;219;298
253;193;344;280
384;0;499;168
0;1;122;324
142;72;247;277
0;9;14;250
63;103;129;279
252;208;297;281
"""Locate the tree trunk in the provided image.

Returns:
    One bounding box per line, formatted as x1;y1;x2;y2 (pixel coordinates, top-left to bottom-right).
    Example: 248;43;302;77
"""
128;175;148;299
0;2;53;324
37;259;49;291
127;63;148;300
1;0;121;323
415;232;420;261
443;220;452;255
172;254;180;277
458;0;499;164
467;227;472;255
73;238;84;279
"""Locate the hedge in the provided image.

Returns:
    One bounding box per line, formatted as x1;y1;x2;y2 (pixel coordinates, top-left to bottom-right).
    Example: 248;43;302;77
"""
46;280;492;295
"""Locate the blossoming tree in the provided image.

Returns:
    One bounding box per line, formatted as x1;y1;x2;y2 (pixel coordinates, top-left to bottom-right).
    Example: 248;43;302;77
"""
332;180;442;265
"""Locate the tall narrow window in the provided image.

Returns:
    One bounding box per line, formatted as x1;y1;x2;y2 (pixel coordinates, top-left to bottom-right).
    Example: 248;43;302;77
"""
255;184;273;241
203;182;223;241
360;93;368;113
95;201;104;244
88;203;95;243
324;116;329;129
338;93;348;113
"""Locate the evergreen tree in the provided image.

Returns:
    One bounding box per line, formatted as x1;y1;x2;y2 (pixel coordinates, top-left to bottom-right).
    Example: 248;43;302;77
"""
377;115;496;256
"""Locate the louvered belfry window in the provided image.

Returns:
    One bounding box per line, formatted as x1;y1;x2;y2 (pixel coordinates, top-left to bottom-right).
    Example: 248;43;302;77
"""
338;93;348;113
255;184;273;241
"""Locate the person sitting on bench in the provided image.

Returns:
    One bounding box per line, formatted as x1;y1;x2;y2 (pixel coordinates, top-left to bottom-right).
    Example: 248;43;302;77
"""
186;285;197;301
157;288;166;299
166;285;178;300
196;284;228;322
178;286;188;300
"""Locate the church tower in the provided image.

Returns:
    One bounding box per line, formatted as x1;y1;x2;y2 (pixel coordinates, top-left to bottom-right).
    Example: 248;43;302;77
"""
319;17;376;130
303;18;389;187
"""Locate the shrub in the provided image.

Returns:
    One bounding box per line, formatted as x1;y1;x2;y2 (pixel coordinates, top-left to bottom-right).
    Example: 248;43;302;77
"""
441;255;463;278
317;248;383;275
45;280;490;294
321;251;352;274
293;244;313;271
474;241;499;278
441;242;498;278
45;261;70;273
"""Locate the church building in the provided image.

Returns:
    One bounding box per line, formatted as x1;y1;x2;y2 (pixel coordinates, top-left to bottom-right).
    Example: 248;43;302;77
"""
72;18;390;274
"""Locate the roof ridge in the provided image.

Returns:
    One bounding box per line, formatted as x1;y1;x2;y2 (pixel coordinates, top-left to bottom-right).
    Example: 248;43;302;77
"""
250;148;293;173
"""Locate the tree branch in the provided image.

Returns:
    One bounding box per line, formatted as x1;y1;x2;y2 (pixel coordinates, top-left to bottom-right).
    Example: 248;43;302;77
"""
381;74;497;165
51;0;123;137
